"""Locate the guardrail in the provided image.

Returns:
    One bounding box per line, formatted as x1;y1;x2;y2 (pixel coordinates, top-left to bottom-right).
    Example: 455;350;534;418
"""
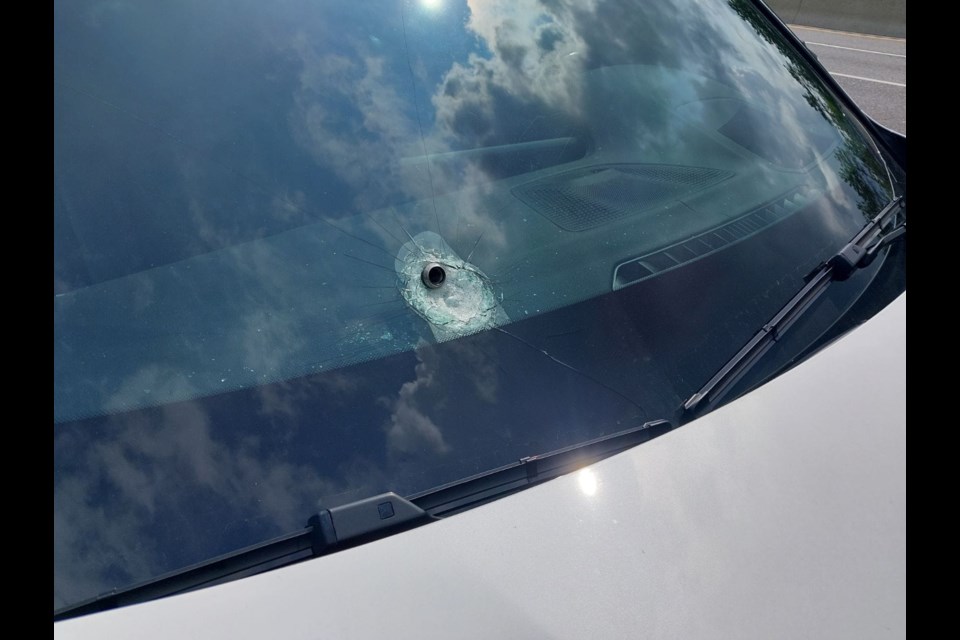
765;0;905;38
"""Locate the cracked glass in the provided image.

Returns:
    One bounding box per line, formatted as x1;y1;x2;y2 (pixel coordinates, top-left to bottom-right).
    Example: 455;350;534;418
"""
54;0;901;611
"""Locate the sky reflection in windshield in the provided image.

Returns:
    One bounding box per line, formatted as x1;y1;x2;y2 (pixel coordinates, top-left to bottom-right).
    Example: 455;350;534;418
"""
54;0;892;611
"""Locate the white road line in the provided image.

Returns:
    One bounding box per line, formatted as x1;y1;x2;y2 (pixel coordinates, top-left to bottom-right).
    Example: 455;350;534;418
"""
788;24;906;42
830;72;906;88
807;41;905;59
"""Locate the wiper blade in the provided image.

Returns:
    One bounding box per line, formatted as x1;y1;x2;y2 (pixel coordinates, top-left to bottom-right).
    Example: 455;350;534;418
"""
681;196;905;419
410;418;673;516
54;418;672;623
53;492;432;623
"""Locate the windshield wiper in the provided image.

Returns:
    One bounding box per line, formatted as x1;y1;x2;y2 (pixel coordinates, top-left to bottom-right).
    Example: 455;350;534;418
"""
54;418;672;623
681;196;905;419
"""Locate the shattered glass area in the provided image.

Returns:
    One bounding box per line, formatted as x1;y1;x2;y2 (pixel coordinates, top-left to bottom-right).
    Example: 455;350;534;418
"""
395;231;510;342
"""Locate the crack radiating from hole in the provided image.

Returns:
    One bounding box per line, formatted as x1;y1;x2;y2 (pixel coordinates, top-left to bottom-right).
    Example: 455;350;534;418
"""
494;327;647;415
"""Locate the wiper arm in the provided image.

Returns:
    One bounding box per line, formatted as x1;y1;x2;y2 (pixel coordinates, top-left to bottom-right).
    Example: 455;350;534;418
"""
54;418;672;623
681;196;905;419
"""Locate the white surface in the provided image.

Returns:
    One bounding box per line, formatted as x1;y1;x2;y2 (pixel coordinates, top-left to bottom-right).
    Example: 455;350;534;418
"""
56;294;906;639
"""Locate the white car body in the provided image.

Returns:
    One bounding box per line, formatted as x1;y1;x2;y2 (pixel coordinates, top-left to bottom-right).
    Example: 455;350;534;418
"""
55;292;906;639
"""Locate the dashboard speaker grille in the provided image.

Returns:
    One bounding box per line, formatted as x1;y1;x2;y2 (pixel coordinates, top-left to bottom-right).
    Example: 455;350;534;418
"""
613;185;819;290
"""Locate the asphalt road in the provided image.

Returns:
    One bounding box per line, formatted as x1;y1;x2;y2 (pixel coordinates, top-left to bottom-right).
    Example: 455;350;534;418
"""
789;25;906;134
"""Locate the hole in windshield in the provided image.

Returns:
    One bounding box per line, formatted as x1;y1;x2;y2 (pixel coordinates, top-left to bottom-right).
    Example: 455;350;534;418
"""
54;0;897;613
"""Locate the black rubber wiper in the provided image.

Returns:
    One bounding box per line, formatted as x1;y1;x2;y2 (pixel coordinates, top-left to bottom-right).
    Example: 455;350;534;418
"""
681;196;905;419
53;418;672;623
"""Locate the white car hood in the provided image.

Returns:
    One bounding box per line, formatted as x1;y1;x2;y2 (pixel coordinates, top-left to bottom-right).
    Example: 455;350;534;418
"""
55;293;906;639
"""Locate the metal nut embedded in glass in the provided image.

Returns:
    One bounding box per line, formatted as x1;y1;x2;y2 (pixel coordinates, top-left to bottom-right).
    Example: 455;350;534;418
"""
421;263;446;289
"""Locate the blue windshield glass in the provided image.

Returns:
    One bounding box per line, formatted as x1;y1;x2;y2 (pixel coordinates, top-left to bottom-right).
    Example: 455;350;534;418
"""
54;0;897;611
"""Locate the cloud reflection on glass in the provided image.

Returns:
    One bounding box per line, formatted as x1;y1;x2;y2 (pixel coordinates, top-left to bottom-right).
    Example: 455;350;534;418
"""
54;0;897;613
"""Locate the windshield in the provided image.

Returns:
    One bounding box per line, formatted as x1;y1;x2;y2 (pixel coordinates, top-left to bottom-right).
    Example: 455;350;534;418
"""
54;0;903;612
